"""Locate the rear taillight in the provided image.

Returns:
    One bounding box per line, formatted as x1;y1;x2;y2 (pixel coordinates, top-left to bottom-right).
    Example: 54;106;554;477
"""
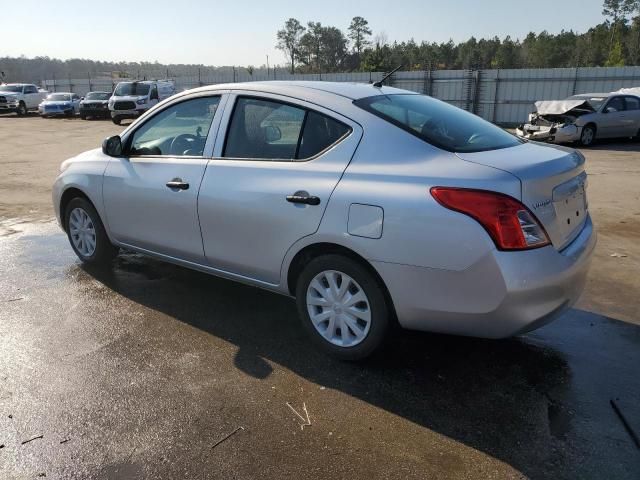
430;187;550;250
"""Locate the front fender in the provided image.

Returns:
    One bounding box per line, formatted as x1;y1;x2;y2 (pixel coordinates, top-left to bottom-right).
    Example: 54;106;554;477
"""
52;152;111;236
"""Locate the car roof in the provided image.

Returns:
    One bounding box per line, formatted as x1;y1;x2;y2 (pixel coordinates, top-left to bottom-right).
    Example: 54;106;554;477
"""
189;81;415;101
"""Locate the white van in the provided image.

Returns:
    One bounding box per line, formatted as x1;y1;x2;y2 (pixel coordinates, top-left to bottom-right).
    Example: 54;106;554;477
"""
108;80;176;125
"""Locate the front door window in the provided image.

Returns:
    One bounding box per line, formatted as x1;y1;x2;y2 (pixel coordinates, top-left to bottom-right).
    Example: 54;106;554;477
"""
128;96;221;156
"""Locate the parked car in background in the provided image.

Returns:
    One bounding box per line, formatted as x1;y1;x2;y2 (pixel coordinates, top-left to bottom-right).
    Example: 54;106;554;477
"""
38;92;82;118
53;82;595;359
79;91;112;119
108;80;175;125
0;83;48;115
516;92;640;146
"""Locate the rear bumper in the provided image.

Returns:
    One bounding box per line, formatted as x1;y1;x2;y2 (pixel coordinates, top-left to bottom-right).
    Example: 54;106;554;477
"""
374;215;596;338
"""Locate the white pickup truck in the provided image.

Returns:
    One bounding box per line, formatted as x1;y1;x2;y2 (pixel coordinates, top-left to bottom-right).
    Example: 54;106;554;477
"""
0;83;48;115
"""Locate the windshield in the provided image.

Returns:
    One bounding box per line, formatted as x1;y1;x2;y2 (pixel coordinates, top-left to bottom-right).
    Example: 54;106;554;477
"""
85;92;111;100
114;83;150;96
46;94;71;101
355;94;521;153
0;85;23;93
568;95;606;110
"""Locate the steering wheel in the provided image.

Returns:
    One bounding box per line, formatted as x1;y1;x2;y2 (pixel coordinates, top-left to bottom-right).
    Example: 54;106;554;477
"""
170;134;199;155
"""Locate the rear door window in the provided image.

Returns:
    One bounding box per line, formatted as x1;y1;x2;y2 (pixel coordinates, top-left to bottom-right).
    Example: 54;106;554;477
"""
223;97;351;160
355;94;521;153
625;96;640;110
298;111;351;158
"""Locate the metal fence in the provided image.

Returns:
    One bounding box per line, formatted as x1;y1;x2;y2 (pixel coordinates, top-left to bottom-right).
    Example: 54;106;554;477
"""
41;66;640;125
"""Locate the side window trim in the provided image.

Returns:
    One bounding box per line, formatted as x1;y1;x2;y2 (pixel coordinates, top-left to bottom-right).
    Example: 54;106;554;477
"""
121;93;228;159
217;93;352;162
294;110;309;160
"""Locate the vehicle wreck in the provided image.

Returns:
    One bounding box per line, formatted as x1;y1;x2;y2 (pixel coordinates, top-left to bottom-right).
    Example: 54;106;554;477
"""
516;99;596;144
516;92;640;146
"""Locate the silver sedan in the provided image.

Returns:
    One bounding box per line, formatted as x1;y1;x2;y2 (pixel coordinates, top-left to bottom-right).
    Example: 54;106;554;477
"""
52;82;596;359
516;92;640;146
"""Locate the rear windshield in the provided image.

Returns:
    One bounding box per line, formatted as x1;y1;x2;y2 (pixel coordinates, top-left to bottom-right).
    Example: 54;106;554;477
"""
355;94;521;153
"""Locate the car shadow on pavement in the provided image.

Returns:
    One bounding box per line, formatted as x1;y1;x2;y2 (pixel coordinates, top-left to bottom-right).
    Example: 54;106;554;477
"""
75;251;640;479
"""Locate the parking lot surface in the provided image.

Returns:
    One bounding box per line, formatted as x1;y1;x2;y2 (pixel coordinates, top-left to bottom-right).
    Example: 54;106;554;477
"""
1;115;639;479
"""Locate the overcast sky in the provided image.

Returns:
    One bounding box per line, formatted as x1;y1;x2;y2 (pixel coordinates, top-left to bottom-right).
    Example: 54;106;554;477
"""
1;0;604;66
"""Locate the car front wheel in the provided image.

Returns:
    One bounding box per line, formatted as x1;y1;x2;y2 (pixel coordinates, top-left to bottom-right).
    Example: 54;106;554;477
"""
17;102;27;116
295;254;390;360
65;197;118;266
580;125;596;146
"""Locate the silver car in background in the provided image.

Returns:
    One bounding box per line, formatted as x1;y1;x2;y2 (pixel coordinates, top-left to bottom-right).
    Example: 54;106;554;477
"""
52;82;595;359
39;92;82;117
516;92;640;146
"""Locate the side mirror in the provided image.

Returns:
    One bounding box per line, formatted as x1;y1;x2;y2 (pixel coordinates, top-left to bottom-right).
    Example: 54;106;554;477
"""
102;135;123;157
264;125;282;143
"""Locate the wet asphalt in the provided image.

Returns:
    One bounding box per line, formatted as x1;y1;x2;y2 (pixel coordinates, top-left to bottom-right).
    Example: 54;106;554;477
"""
1;221;639;480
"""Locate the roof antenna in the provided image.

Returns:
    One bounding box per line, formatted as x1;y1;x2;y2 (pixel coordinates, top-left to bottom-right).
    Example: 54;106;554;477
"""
373;65;402;88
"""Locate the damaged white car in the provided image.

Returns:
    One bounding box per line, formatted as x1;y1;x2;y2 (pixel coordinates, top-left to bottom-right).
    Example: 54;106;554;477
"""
516;92;640;146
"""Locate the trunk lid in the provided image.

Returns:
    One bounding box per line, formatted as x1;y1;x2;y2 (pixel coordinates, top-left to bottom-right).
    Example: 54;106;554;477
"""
456;142;588;250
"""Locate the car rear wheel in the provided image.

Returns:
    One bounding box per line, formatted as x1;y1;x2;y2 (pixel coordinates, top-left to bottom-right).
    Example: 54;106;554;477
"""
295;254;390;360
80;113;86;120
112;116;121;125
580;125;596;146
17;102;27;116
65;197;118;266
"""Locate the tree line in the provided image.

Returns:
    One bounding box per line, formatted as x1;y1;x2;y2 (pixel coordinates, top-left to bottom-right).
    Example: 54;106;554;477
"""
277;1;640;73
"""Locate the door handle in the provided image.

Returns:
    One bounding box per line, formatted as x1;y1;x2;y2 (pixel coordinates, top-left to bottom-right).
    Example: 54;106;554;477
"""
166;179;189;190
286;194;321;205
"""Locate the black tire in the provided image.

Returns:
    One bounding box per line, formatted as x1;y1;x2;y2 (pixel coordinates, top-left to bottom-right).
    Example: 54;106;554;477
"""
295;254;390;360
580;124;596;146
64;197;118;266
16;102;27;116
80;113;86;120
112;116;121;125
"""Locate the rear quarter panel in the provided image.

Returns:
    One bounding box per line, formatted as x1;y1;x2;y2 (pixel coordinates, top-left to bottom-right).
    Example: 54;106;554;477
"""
281;117;522;280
